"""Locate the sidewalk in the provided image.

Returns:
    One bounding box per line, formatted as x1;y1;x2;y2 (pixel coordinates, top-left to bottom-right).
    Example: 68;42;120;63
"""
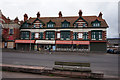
2;48;107;55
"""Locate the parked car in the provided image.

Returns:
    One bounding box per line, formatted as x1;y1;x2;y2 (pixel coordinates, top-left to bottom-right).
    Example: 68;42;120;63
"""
107;49;114;53
114;50;120;54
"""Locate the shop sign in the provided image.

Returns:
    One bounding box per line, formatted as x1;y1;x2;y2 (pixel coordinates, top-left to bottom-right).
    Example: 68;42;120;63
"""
56;41;72;44
36;40;55;44
15;40;35;43
73;41;90;45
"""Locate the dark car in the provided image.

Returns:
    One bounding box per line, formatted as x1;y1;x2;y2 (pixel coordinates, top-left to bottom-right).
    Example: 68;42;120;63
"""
107;49;114;53
114;50;120;54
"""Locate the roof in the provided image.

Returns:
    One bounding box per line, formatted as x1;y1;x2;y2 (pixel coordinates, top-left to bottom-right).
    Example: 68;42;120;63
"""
25;16;108;28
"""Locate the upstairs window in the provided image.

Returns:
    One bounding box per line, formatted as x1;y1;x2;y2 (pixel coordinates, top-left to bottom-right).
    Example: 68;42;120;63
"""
39;32;43;39
91;31;102;40
46;31;55;40
92;19;101;27
83;23;86;27
9;29;14;35
31;33;35;40
21;32;30;39
61;20;70;28
73;32;78;40
92;23;100;27
33;24;42;28
39;24;42;28
60;31;70;40
47;20;55;28
76;23;78;28
24;24;29;27
47;24;54;28
83;32;88;40
35;33;39;39
34;24;36;28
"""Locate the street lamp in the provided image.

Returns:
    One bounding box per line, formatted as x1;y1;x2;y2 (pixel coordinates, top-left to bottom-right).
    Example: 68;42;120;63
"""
29;25;32;51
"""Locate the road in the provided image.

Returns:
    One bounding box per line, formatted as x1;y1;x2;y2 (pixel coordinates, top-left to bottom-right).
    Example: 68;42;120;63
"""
2;51;119;78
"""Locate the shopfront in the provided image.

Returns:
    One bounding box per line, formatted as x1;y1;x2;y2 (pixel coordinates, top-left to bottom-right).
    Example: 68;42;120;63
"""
73;41;90;51
56;40;90;51
35;40;55;51
15;40;35;51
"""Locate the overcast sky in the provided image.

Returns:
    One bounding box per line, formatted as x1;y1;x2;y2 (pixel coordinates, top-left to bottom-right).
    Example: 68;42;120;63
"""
0;0;119;38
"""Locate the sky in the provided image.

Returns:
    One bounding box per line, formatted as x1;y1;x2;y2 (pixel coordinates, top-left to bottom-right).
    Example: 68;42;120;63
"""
0;0;119;38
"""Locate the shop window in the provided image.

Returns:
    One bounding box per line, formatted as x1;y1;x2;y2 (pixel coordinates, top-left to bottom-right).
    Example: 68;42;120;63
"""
60;31;70;40
73;32;78;40
46;31;55;40
21;32;30;39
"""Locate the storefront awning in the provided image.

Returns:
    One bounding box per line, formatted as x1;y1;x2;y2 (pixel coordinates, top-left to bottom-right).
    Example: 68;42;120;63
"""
73;41;90;45
36;40;55;44
15;40;35;43
56;40;72;44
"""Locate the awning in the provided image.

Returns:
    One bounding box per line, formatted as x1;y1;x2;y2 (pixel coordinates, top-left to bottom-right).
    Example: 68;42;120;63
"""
15;40;35;43
73;41;90;45
56;40;72;44
36;40;55;44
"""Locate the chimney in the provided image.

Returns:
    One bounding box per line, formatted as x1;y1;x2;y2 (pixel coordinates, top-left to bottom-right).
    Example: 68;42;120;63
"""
98;12;103;19
7;17;10;23
24;13;28;21
58;11;62;18
14;17;19;23
78;10;82;16
37;12;40;18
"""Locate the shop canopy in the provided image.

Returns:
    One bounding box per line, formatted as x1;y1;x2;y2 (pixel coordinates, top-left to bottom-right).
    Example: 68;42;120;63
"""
36;40;55;44
73;41;90;45
56;40;90;45
56;41;72;44
15;40;35;43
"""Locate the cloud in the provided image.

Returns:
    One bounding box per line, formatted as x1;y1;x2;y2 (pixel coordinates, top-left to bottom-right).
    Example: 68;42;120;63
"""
0;0;119;38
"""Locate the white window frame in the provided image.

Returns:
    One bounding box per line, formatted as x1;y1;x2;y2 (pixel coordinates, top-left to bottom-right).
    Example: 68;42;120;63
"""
35;33;39;38
78;33;83;38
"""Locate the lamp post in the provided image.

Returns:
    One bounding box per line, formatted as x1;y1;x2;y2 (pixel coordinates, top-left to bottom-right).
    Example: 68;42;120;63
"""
29;25;32;51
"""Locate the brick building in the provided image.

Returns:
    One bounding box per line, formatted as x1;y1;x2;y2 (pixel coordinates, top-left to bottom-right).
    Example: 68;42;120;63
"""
15;10;108;52
1;10;20;48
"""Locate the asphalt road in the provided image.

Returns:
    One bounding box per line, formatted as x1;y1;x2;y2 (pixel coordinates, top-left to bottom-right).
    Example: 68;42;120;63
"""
2;51;119;78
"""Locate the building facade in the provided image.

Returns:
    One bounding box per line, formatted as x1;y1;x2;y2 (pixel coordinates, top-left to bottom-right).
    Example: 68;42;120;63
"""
15;10;108;52
1;10;20;49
